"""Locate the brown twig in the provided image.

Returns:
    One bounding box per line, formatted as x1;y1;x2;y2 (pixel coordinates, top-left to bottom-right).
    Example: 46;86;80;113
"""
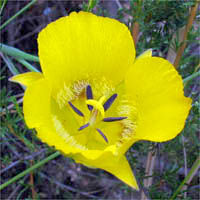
131;0;143;48
141;147;157;200
132;21;140;47
167;26;185;64
174;3;199;68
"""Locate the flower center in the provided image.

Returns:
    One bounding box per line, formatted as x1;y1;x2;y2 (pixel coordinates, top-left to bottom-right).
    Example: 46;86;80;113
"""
68;85;127;143
54;79;137;151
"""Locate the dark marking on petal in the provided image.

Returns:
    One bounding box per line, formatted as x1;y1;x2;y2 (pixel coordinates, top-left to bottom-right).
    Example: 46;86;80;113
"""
103;93;117;111
103;117;127;122
78;123;90;131
68;101;84;117
96;128;108;143
86;85;93;111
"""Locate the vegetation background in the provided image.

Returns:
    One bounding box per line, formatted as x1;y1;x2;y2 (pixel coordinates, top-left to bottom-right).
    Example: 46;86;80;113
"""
0;0;199;199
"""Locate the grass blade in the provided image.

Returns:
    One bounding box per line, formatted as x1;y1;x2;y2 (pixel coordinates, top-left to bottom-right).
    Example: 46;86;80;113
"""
0;0;37;31
0;151;61;191
0;43;39;62
170;156;200;200
16;58;40;72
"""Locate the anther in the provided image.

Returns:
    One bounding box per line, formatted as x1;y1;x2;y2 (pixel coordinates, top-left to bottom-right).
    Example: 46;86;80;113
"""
86;85;93;111
68;101;84;117
103;117;127;122
96;128;108;143
103;93;117;111
78;123;90;131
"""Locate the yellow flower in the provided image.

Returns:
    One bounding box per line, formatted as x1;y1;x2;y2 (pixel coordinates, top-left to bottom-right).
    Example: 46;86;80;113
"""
10;11;191;190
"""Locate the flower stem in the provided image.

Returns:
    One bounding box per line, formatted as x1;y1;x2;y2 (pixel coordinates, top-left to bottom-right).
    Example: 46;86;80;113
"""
0;43;39;62
0;151;61;191
0;0;37;30
141;145;157;200
170;156;200;200
174;3;198;68
183;71;200;84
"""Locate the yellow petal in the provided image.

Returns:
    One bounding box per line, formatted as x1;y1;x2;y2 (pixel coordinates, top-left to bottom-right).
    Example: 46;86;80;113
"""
23;78;118;158
38;11;135;91
37;114;118;160
22;77;84;154
137;49;152;59
9;72;43;87
74;153;139;190
23;77;51;128
125;57;191;144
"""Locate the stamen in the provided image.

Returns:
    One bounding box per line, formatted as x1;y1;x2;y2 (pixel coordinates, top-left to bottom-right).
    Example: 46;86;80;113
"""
96;128;108;143
103;117;127;122
103;93;117;111
78;123;90;131
68;101;84;117
86;85;93;111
